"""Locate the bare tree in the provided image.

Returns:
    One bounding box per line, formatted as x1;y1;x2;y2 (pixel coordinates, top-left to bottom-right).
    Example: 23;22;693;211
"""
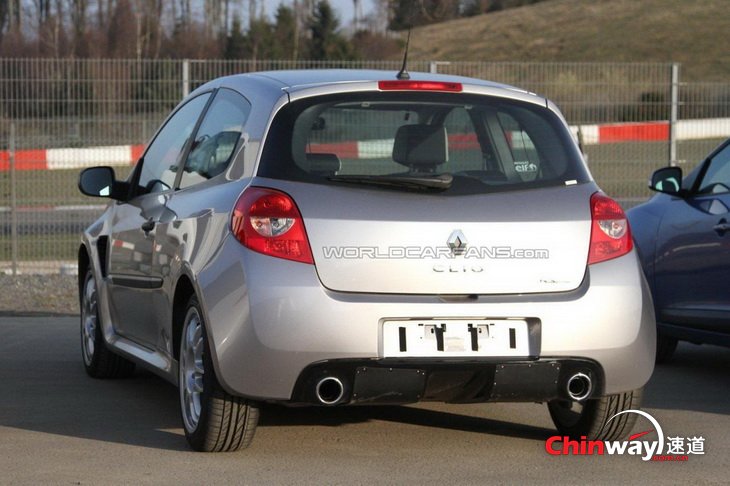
373;0;390;32
247;0;255;31
33;0;52;24
222;0;231;36
174;0;191;30
1;0;371;60
132;0;163;58
32;0;65;57
68;0;88;56
204;0;221;38
292;0;314;59
95;0;117;29
293;0;299;58
2;0;22;31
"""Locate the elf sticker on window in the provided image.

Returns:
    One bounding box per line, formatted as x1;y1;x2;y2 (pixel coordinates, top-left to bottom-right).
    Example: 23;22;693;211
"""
514;161;538;173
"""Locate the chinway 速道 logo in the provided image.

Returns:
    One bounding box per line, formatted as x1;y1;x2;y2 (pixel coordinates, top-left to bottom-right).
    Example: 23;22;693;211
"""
545;410;705;462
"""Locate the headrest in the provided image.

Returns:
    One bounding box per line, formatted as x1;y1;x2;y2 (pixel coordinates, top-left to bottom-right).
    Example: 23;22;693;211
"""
392;124;448;169
306;152;341;174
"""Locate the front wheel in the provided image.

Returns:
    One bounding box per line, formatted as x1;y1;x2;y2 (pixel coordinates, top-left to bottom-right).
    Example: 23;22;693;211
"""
179;295;259;452
548;388;643;441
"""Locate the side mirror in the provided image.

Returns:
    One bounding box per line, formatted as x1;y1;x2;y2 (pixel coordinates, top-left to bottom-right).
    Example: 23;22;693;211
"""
649;166;684;196
78;166;117;198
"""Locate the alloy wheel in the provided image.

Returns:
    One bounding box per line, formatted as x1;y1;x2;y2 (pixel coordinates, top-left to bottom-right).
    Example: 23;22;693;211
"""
180;308;205;432
81;274;98;366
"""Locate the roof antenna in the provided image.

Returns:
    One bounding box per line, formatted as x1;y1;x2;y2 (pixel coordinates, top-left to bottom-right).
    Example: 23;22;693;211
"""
396;28;411;80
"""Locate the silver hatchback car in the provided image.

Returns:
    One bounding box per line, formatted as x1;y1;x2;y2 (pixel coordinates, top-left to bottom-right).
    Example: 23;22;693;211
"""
78;70;655;452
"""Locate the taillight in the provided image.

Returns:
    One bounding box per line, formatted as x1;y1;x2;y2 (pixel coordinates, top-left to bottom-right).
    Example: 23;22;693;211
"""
378;80;462;92
231;187;313;264
588;192;633;265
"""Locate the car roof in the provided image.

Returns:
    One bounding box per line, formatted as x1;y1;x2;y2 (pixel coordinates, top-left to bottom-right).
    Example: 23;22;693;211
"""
250;69;520;90
209;69;536;100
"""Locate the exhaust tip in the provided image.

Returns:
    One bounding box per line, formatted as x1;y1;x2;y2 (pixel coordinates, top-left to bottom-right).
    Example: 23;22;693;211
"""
566;372;592;401
315;377;345;405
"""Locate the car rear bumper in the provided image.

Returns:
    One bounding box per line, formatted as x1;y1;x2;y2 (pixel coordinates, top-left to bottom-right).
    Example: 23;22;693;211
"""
197;238;655;402
290;358;604;406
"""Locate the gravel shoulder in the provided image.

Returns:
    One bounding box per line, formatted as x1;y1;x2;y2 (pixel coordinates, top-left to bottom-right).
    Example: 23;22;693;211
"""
0;274;78;315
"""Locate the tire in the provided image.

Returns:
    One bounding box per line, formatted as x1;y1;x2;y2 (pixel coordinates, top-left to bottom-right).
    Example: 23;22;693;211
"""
655;332;678;364
80;267;135;378
548;388;643;441
179;295;259;452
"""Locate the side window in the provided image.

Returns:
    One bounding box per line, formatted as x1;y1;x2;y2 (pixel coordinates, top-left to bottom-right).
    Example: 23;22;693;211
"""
698;144;730;194
496;112;541;182
138;93;211;194
442;107;487;173
179;89;251;189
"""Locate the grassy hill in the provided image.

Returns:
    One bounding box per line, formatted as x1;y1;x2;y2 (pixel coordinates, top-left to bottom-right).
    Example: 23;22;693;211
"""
401;0;730;81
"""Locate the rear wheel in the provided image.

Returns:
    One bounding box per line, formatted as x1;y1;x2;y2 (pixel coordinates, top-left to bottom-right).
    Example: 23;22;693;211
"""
80;268;135;378
655;332;678;363
548;388;643;441
179;295;259;452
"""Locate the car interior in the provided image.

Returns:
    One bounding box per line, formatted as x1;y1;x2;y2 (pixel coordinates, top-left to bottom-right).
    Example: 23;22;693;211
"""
296;102;556;186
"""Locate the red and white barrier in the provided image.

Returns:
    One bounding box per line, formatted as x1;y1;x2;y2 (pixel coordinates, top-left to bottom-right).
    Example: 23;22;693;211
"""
46;145;145;170
1;118;730;172
0;144;145;172
570;117;730;145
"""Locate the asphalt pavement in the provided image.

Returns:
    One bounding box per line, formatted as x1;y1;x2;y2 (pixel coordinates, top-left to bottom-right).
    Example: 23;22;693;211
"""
1;317;728;485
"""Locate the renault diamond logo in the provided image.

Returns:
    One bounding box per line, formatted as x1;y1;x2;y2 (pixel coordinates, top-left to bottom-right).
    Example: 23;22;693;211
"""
447;230;468;256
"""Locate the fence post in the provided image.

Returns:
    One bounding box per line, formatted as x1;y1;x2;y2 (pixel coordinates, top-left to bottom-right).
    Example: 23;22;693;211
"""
429;61;450;74
182;59;190;98
669;63;680;167
9;122;18;276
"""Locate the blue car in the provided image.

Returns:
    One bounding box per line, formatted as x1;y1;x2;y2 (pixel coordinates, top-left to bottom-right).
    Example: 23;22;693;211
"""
628;139;730;362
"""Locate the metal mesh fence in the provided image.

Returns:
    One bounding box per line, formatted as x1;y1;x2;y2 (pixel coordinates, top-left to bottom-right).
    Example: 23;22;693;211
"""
0;58;728;274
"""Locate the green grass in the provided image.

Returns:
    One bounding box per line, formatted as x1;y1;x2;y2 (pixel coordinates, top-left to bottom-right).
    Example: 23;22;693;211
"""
0;166;133;207
0;167;132;262
0;234;80;261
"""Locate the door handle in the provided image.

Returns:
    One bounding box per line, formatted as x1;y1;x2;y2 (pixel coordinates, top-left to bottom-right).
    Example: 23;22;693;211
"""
141;219;156;233
714;218;730;235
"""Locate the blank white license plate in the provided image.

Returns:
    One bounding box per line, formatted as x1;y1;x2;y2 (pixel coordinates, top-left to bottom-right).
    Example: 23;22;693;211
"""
382;319;529;358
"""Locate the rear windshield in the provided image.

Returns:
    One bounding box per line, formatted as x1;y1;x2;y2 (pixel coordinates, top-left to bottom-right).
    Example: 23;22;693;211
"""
258;92;589;195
